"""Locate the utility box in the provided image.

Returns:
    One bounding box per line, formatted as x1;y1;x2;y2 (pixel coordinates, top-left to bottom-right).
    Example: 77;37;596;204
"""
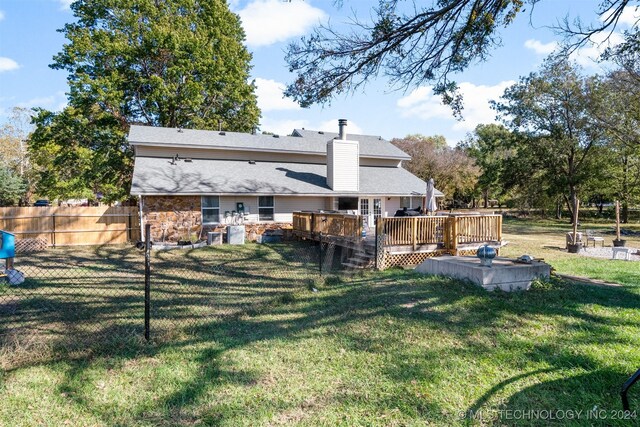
207;232;223;245
226;226;245;245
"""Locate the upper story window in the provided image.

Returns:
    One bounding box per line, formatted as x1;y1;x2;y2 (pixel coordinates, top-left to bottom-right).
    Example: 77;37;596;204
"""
202;196;220;224
258;196;274;221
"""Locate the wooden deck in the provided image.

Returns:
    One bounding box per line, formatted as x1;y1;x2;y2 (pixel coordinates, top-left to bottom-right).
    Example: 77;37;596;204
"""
292;212;503;269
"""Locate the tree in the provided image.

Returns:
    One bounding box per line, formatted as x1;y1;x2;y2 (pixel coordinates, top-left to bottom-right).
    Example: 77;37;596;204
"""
459;124;515;208
391;134;479;205
493;58;603;222
589;71;640;221
0;167;27;206
29;105;131;202
285;0;637;112
0;107;36;205
31;0;260;202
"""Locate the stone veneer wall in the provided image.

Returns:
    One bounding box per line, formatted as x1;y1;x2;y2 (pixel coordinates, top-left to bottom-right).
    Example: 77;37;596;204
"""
142;196;202;242
142;195;293;242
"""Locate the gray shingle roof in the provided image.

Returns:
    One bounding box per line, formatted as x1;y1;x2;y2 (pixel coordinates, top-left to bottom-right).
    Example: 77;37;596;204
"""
128;125;410;160
131;157;440;197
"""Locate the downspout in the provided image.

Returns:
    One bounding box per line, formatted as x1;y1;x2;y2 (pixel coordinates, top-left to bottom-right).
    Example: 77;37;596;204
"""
139;195;144;242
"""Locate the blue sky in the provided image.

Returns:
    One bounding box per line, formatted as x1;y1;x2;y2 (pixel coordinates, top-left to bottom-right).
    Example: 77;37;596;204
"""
0;0;638;144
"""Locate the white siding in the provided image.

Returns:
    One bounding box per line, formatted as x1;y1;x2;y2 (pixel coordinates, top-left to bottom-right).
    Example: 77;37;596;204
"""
136;146;324;164
360;158;402;167
135;145;399;167
218;196;328;223
412;196;424;209
385;197;401;217
326;139;359;191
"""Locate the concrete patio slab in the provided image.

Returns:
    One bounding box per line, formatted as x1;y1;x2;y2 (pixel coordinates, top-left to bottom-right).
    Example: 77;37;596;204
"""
415;256;551;292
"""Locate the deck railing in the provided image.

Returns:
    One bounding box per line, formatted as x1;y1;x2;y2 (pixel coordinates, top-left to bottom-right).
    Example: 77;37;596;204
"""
380;216;447;249
293;212;363;241
293;212;502;251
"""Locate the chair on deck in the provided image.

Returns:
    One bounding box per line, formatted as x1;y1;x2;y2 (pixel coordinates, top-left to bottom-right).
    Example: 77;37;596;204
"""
586;230;605;247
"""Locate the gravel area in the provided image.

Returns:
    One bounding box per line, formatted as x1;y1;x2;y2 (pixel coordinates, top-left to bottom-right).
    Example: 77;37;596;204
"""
576;245;640;261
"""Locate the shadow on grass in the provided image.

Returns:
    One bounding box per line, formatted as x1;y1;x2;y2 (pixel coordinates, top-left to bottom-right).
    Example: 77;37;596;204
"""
2;242;640;424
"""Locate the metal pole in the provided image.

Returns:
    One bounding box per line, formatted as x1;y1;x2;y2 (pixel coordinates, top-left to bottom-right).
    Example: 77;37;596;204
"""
127;212;132;241
374;217;378;270
144;223;151;341
318;232;323;276
52;213;56;248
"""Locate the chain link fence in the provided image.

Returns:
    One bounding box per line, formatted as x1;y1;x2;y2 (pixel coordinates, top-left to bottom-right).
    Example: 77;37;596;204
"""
0;228;366;369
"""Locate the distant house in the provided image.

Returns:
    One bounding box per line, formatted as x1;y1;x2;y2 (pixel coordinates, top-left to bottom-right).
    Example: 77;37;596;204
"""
129;119;442;242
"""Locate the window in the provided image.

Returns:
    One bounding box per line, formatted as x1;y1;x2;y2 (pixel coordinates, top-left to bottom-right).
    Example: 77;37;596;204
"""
201;196;220;224
373;198;382;218
400;197;411;209
360;198;369;216
258;196;274;221
338;197;358;211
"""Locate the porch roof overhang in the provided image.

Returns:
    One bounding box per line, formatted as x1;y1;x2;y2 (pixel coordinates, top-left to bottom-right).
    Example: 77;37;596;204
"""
131;157;443;197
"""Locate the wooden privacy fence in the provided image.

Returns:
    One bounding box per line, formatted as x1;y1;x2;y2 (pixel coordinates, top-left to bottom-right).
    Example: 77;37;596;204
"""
0;206;141;247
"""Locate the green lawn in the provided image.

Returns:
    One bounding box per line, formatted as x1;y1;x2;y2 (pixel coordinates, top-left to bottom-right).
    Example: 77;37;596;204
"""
1;222;639;426
500;217;640;287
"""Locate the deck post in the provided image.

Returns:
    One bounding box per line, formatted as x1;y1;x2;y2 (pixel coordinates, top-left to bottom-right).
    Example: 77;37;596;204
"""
451;217;458;254
412;216;418;251
310;212;315;237
318;231;323;276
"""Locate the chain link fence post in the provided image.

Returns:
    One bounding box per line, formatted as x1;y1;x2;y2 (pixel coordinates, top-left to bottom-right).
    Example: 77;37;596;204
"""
374;217;378;270
144;223;151;341
318;231;323;277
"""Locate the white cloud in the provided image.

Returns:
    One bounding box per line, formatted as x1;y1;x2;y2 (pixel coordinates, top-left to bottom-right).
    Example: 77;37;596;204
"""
0;57;19;72
397;81;515;133
17;91;67;111
618;6;640;26
57;0;73;10
255;77;300;112
571;31;625;68
260;118;307;136
0;10;5;21
601;5;639;27
238;0;326;48
524;39;558;55
17;96;56;109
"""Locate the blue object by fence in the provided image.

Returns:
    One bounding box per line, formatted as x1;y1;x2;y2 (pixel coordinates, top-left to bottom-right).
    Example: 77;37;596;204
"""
0;231;16;259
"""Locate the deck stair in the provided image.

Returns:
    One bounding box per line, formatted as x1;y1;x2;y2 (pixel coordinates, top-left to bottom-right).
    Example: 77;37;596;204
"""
342;247;375;269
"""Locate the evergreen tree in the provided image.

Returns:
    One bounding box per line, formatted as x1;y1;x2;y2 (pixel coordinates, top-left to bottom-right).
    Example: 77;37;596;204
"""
30;0;260;202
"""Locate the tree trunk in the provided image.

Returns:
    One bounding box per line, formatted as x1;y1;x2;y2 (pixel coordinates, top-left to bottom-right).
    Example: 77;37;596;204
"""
555;200;562;219
483;188;488;209
621;158;629;223
597;194;604;215
563;193;576;224
622;201;629;224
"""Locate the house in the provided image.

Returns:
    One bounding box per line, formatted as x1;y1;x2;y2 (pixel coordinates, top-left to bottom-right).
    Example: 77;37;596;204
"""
129;119;442;242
